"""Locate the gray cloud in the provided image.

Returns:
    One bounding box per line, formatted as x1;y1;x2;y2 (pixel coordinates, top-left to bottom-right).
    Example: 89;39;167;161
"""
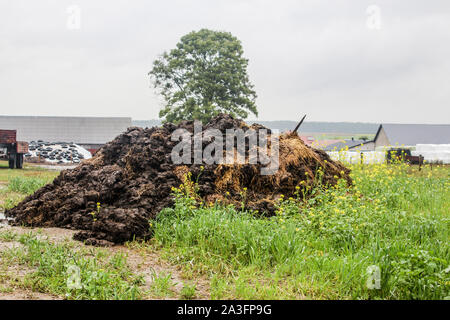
1;0;449;123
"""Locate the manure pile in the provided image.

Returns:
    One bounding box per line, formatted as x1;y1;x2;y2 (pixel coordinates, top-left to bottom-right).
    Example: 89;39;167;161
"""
6;114;351;246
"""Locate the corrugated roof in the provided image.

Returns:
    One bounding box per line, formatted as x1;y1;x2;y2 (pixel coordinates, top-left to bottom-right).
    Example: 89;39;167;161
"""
0;116;132;144
376;124;450;146
324;139;368;151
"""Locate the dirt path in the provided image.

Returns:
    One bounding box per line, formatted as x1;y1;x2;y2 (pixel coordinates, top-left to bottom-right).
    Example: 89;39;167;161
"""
0;289;59;300
0;225;210;300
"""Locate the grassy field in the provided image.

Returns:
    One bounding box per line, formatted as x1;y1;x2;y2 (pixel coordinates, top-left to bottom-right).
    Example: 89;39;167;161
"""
0;161;448;299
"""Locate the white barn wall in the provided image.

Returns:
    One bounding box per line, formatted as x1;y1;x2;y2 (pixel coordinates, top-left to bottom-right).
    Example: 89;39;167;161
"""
0;116;131;144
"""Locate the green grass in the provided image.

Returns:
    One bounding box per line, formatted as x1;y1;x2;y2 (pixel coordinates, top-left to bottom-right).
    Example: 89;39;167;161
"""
148;270;176;298
0;160;59;182
180;282;197;299
0;161;58;210
150;163;450;299
0;231;144;300
7;176;50;194
0;160;448;300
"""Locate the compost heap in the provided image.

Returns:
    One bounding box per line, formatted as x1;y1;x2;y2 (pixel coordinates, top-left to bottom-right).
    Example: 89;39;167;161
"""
6;114;351;246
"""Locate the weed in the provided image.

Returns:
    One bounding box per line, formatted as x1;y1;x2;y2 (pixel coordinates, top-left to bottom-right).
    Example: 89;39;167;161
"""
148;270;175;298
180;282;196;299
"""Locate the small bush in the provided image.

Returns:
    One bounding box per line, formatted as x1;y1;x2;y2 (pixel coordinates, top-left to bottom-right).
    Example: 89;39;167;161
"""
149;270;175;298
180;282;197;300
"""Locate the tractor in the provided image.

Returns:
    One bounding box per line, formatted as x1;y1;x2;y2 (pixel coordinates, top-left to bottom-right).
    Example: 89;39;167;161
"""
0;129;28;169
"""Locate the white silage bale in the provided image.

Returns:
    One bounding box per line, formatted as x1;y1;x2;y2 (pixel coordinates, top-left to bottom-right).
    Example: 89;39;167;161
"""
375;151;386;163
436;144;450;153
437;151;450;164
363;152;375;164
415;144;427;152
350;152;359;164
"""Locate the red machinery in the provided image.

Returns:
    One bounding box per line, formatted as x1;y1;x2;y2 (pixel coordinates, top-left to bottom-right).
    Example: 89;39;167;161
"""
0;129;29;169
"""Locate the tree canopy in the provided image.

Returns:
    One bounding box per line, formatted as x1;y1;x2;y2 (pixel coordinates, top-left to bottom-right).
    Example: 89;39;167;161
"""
149;29;257;123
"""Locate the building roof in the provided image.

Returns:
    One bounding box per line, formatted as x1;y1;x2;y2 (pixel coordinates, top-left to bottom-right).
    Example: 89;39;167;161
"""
375;124;450;146
324;139;369;151
311;139;343;149
0;116;132;144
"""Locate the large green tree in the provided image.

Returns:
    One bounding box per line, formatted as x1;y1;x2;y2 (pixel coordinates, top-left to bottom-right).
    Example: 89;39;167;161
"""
149;29;257;123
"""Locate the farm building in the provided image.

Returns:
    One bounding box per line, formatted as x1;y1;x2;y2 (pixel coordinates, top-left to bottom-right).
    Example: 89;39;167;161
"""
372;124;450;148
325;124;450;151
0;116;131;152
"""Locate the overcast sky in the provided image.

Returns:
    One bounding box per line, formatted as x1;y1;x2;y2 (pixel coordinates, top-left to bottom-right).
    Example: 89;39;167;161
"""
1;0;449;123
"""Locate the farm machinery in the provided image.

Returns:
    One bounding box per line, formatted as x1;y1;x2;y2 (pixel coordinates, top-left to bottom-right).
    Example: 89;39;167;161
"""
0;129;29;169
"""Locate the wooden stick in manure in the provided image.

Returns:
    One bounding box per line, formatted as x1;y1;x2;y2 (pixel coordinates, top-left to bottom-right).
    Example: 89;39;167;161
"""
293;114;307;133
